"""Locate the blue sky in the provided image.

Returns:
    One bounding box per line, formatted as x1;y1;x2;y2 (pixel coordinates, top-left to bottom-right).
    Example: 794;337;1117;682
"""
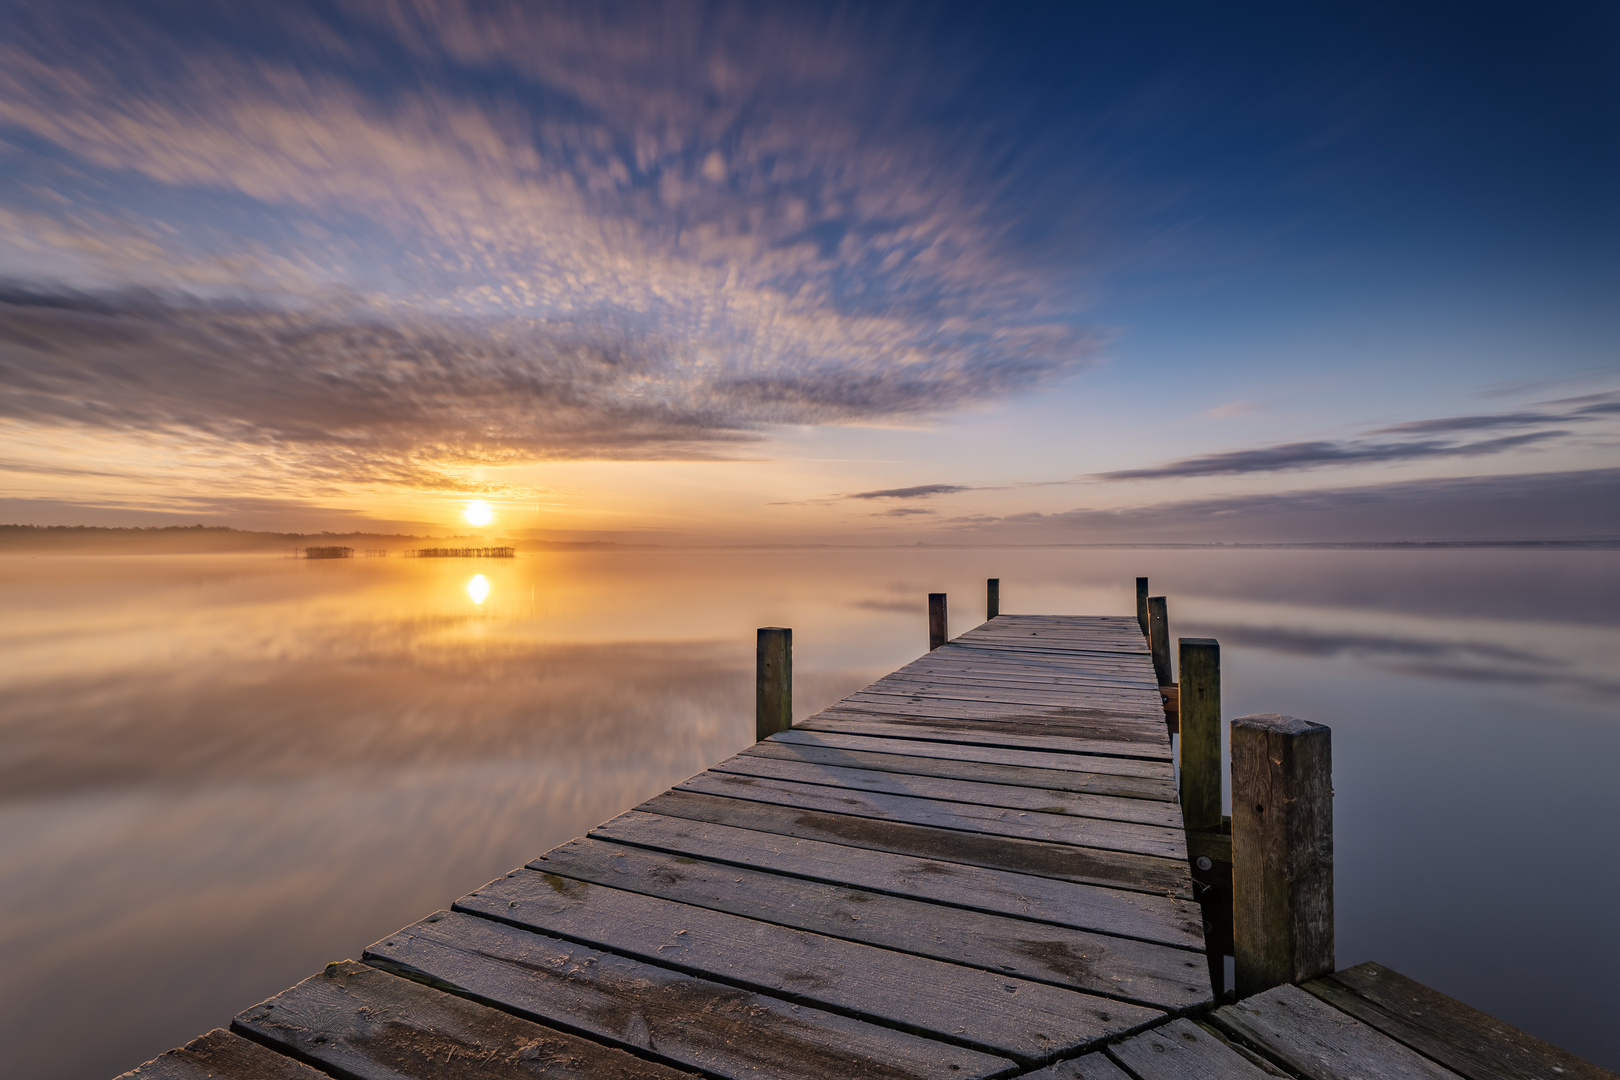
0;0;1615;540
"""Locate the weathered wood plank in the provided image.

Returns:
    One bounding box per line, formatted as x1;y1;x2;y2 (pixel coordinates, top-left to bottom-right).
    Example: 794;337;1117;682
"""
117;1028;326;1080
839;693;1167;726
232;960;696;1079
591;811;1206;947
1021;1051;1136;1080
801;711;1172;760
364;911;1015;1080
673;771;1188;858
1212;983;1462;1080
638;790;1195;897
519;838;1210;1009
1303;962;1617;1080
881;668;1160;694
860;680;1158;710
766;728;1175;779
712;753;1180;823
1108;1017;1274;1080
743;738;1176;800
456;869;1166;1059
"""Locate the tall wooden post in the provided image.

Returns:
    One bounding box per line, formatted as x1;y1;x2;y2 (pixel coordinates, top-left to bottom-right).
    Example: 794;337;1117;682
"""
1231;713;1334;998
1147;596;1172;686
928;593;948;650
1178;638;1221;832
1136;577;1150;636
756;627;792;741
986;579;1000;621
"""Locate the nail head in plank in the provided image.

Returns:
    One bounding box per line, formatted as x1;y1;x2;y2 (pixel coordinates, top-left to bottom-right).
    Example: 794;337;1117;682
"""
233;959;695;1079
364;910;1015;1080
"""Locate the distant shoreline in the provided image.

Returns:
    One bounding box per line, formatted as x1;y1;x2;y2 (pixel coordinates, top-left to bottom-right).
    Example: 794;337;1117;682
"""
2;524;1616;554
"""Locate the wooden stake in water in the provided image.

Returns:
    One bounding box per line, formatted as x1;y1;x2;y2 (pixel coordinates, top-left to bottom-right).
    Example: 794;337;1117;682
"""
928;593;948;651
986;578;1000;621
1147;596;1172;686
1178;638;1221;832
1136;577;1150;636
1231;712;1334;998
755;627;792;741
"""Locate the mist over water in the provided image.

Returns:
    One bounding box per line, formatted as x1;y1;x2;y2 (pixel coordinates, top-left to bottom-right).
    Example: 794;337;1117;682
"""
1;547;1615;1077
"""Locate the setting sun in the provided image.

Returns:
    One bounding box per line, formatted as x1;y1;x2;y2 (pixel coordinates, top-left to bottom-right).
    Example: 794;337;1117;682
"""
464;500;493;527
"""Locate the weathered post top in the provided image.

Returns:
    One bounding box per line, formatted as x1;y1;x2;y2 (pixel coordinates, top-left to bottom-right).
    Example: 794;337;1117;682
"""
755;627;792;741
1178;637;1221;833
1230;712;1334;999
1147;596;1172;686
928;593;948;650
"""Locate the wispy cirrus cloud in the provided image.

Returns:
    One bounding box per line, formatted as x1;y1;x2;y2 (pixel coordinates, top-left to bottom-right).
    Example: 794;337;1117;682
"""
1097;431;1564;480
848;483;971;499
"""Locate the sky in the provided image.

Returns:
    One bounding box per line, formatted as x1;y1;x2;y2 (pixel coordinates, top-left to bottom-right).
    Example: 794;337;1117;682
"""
1;0;1616;543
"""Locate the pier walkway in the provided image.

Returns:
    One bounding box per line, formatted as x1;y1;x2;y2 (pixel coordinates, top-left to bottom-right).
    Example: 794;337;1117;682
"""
124;614;1611;1080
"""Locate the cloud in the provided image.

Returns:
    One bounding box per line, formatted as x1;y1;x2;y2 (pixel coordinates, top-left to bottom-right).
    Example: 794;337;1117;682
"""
871;506;936;517
849;483;970;499
947;468;1620;543
1098;431;1564;480
1370;393;1620;435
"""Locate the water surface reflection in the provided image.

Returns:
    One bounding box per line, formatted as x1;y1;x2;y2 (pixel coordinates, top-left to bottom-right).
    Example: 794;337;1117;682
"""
0;547;1614;1076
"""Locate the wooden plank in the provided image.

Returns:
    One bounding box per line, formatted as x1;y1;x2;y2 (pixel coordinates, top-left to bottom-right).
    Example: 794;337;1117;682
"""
638;790;1195;897
518;838;1211;1010
839;693;1167;726
232;960;696;1079
801;711;1173;761
1108;1017;1274;1080
1303;962;1617;1080
766;728;1175;779
1022;1051;1136;1080
1211;983;1463;1080
743;739;1177;800
117;1028;326;1080
812;707;1165;741
591;810;1206;947
861;681;1158;710
673;771;1188;859
879;666;1159;691
364;910;1015;1080
710;753;1180;824
455;870;1166;1060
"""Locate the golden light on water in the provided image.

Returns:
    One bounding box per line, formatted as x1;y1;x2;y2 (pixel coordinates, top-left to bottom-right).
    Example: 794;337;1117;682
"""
466;574;490;604
464;501;494;527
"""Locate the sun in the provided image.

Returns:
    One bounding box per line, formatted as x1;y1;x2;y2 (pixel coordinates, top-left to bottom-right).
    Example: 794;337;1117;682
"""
464;500;494;527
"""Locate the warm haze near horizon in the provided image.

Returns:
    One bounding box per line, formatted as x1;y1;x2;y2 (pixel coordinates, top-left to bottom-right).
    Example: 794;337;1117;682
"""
1;1;1615;544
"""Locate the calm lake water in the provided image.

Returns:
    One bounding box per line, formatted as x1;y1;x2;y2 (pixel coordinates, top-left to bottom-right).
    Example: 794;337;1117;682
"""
2;546;1616;1076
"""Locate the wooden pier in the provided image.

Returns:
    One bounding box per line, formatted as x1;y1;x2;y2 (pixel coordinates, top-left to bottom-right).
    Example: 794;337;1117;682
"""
122;599;1613;1080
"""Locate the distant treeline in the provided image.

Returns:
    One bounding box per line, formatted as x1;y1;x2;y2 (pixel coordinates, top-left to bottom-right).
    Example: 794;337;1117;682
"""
0;524;630;554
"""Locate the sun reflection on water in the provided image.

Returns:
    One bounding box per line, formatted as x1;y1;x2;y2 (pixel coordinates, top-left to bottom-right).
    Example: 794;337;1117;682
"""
466;574;490;604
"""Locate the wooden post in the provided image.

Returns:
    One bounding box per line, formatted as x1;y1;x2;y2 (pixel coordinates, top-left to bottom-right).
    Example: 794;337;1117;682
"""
1179;638;1221;833
1136;577;1150;636
1147;596;1172;686
986;578;1000;621
928;593;948;650
1231;713;1334;998
756;627;792;741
